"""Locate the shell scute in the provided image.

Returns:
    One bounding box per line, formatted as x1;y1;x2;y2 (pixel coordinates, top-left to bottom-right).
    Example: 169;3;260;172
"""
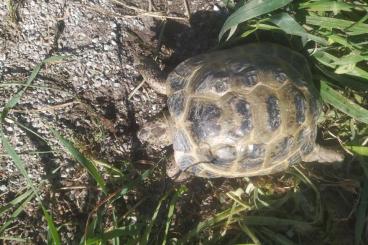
192;70;231;95
212;145;237;166
173;129;191;152
270;136;294;162
187;99;222;142
168;91;186;117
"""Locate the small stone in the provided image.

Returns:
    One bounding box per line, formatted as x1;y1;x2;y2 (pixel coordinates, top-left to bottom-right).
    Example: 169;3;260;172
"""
0;185;7;192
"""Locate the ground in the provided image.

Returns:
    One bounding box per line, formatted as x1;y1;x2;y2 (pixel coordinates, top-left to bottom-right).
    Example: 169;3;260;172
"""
0;0;364;244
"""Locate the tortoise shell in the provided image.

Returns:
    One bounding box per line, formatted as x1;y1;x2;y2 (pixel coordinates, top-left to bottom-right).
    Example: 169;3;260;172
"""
166;43;320;178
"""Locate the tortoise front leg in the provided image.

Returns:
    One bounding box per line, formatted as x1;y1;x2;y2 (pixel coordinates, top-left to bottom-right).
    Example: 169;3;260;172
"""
134;54;168;96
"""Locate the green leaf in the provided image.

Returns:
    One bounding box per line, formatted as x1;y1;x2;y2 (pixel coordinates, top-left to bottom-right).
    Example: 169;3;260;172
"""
332;53;368;66
0;189;36;234
316;65;368;91
182;205;249;242
261;227;297;245
51;129;107;193
313;51;368;80
140;190;171;245
0;130;33;188
1;55;66;121
219;0;292;41
269;12;328;45
43;205;61;245
355;177;368;245
320;81;368;124
0;189;34;216
162;186;186;245
0;129;61;244
306;16;368;35
346;146;368;157
300;1;354;14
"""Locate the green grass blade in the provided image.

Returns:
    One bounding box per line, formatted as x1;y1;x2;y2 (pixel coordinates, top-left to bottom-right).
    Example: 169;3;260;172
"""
0;129;61;243
0;190;36;233
316;65;368;91
306;16;368;35
300;1;354;14
313;51;368;80
1;55;66;121
140;191;171;245
50;128;107;193
43;205;61;245
0;189;34;215
238;222;261;245
182;205;249;242
320;81;368;124
355;177;368;245
269;13;327;45
347;146;368;157
260;227;296;245
163;187;186;245
332;53;368;66
0;130;33;188
219;0;292;41
240;216;313;230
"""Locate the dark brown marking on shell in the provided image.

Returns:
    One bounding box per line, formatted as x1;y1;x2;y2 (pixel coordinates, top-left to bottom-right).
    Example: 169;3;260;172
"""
212;145;236;166
238;66;258;87
294;92;306;124
173;130;191;152
242;144;266;159
188;101;222;141
193;71;230;94
168;72;187;92
273;68;288;83
310;97;319;122
230;98;252;136
296;128;308;145
229;60;251;73
266;95;281;130
301;142;314;155
168;91;185;117
239;144;266;170
240;158;264;170
288;152;302;165
270;136;294;161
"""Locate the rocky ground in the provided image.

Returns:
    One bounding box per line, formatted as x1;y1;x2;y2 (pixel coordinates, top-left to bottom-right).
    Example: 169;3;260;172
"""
0;0;231;242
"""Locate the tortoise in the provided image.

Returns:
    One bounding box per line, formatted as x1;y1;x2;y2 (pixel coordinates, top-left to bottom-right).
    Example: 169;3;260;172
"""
136;43;344;180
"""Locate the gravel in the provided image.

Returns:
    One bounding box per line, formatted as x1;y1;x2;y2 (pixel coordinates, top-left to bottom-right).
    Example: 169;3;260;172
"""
0;0;226;242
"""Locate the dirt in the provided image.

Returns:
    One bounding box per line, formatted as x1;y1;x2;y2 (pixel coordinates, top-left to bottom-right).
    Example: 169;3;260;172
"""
0;1;360;244
0;0;231;243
